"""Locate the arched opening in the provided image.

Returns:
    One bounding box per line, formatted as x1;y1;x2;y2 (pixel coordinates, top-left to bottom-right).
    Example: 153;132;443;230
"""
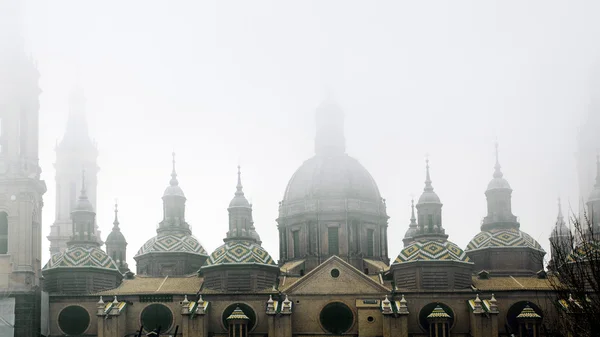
141;303;173;332
319;302;354;334
0;212;8;254
506;301;543;337
58;306;90;335
222;303;257;331
418;303;455;337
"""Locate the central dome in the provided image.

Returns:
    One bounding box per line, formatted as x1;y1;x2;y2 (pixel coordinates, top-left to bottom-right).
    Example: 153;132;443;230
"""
283;154;382;203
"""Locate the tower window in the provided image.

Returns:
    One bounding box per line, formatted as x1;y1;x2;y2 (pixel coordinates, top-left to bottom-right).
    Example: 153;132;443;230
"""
367;229;374;256
328;227;339;256
292;230;300;258
428;215;434;230
0;212;7;254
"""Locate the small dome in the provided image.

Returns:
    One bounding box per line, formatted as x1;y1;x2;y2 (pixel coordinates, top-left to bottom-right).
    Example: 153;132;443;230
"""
403;227;418;241
202;240;276;269
393;239;470;264
106;230;126;244
283;154;382;203
135;232;207;257
43;246;119;271
418;191;441;204
466;228;544;252
229;196;250;208
164;184;185;198
487;177;512;191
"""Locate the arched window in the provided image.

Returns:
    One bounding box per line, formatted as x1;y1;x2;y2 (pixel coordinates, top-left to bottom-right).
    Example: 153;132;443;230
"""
0;212;8;254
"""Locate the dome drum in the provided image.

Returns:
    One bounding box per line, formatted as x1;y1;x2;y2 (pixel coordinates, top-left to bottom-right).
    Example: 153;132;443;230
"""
200;240;279;292
279;197;387;219
391;261;473;291
135;252;208;277
42;267;122;294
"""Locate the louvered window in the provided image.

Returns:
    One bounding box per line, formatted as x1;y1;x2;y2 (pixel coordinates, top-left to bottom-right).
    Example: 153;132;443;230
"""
328;227;339;255
292;230;300;258
367;229;374;256
0;212;7;254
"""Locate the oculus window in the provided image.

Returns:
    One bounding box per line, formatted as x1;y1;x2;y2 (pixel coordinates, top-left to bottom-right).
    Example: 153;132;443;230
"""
58;306;90;335
141;303;173;332
319;302;353;334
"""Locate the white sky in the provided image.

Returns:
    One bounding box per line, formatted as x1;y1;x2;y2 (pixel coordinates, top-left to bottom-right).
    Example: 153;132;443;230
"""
15;0;600;269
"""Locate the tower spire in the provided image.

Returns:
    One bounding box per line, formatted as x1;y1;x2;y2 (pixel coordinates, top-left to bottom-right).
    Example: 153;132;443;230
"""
235;165;244;197
494;142;503;179
557;197;564;223
314;97;346;156
410;198;417;226
113;201;120;230
80;168;87;198
170;151;179;186
424;157;433;192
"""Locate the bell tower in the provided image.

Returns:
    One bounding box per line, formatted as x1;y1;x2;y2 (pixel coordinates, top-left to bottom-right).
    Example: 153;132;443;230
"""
0;0;47;335
47;86;100;255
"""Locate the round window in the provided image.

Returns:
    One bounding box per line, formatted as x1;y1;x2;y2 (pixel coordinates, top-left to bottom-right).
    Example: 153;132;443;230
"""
221;303;257;330
320;302;354;334
141;304;173;332
58;306;90;335
330;269;340;278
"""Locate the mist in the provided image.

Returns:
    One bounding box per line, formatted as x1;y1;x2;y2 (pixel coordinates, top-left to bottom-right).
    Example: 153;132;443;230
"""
4;0;600;270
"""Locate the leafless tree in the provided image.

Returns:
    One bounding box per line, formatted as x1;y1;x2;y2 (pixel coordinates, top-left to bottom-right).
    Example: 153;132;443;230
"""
547;210;600;337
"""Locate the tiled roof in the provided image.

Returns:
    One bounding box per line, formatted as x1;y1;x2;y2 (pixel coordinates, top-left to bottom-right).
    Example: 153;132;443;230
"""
466;228;544;252
427;305;451;319
364;258;389;272
278;276;303;291
472;276;554;291
201;240;276;270
227;307;250;321
393;239;470;264
43;246;120;272
517;305;542;319
280;259;305;273
135;233;207;257
95;275;203;295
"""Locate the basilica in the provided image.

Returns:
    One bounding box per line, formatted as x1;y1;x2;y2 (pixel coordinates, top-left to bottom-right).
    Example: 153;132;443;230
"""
2;5;600;337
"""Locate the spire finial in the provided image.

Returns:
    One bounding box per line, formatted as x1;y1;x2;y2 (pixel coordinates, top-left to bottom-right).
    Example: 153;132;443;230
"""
170;152;179;186
113;199;120;229
80;167;87;198
557;197;564;221
236;165;244;196
494;141;504;178
424;156;433;192
409;198;417;226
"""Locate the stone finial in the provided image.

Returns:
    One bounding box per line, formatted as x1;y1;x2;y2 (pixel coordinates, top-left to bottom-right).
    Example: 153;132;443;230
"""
473;294;484;314
266;295;275;314
489;293;499;313
382;295;393;314
281;295;292;314
97;296;104;305
112;296;118;304
182;295;189;305
398;294;409;314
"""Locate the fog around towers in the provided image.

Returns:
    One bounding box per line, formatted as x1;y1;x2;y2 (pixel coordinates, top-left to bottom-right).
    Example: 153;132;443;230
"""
3;0;600;269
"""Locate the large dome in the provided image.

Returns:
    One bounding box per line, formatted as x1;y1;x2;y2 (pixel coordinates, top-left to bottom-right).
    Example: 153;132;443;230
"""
393;239;470;264
466;228;544;252
202;240;276;269
43;246;120;271
283;154;382;203
135;232;207;257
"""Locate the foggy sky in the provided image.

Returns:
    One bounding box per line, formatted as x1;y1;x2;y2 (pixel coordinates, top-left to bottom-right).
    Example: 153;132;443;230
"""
11;0;600;269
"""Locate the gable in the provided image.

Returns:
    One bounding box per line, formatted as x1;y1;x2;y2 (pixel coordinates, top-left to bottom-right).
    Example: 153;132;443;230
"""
284;256;390;295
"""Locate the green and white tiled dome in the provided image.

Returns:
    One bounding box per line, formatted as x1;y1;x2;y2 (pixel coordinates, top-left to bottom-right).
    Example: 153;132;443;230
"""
202;240;276;269
466;228;544;252
135;232;207;257
393;239;470;264
43;246;120;271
